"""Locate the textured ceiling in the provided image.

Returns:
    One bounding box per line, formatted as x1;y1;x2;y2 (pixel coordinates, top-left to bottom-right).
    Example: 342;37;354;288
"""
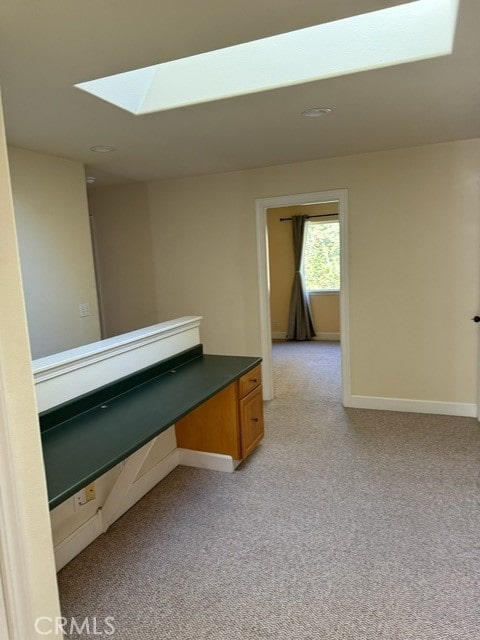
0;0;478;185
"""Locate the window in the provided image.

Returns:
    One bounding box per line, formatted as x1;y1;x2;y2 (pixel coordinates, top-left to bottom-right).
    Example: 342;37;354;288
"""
302;220;340;291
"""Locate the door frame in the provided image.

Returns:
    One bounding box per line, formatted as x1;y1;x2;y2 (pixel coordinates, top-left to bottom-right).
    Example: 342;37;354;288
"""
255;189;351;403
0;89;62;638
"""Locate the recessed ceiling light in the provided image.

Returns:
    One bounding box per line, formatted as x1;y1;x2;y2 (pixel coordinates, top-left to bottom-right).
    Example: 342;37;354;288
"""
85;176;96;184
301;107;333;118
89;145;117;153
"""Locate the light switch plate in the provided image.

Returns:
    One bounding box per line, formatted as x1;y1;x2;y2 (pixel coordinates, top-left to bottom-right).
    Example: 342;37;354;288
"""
79;302;90;317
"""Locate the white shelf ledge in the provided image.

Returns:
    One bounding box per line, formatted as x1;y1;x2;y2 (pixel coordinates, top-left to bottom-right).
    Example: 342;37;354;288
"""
33;316;202;411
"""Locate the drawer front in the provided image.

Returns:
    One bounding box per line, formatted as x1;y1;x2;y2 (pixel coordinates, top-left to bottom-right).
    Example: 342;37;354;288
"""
239;385;264;459
238;364;262;399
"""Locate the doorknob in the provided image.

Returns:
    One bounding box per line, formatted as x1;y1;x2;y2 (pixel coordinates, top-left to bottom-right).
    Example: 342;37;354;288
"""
472;316;480;323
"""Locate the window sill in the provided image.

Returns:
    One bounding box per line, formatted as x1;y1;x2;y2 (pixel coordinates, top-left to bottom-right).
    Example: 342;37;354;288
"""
307;290;340;295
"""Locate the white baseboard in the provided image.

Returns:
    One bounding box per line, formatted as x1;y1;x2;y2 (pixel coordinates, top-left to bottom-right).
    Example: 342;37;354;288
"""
177;448;239;472
54;512;103;571
272;331;340;341
345;394;477;418
54;449;179;571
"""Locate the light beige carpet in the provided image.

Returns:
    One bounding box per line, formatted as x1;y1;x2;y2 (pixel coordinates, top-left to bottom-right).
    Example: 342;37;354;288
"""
58;341;480;639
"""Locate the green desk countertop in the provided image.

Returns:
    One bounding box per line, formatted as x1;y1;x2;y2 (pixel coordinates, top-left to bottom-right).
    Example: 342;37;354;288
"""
40;347;261;509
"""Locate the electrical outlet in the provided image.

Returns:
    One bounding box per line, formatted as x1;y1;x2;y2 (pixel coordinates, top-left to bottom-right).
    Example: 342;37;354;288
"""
85;483;96;501
73;483;96;511
79;302;90;317
73;489;87;511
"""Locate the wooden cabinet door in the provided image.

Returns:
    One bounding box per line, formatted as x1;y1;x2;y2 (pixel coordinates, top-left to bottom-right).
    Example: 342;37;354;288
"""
239;385;264;459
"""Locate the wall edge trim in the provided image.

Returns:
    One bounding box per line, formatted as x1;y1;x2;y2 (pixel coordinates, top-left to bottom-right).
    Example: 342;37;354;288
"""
271;332;340;341
344;394;476;417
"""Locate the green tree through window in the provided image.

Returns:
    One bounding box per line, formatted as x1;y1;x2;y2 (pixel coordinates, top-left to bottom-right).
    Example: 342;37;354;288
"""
302;220;340;290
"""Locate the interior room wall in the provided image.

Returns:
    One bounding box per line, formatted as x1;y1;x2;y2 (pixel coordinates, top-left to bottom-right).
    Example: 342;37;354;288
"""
310;294;340;338
267;203;340;338
146;138;480;405
148;170;256;354
46;181;173;557
8;147;100;358
87;182;159;337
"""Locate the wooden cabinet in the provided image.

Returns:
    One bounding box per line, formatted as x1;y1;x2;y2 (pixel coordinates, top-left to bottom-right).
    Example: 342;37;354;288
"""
238;364;261;398
237;365;264;458
174;384;241;458
239;385;264;458
175;365;264;461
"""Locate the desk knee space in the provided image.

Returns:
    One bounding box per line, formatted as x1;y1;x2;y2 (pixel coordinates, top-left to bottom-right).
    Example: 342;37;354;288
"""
100;438;158;533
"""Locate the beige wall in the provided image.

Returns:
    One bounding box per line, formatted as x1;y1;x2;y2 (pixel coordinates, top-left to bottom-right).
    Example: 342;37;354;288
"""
0;100;62;636
310;294;340;336
267;203;340;336
148;171;258;352
8;147;100;358
88;183;158;337
146;139;479;403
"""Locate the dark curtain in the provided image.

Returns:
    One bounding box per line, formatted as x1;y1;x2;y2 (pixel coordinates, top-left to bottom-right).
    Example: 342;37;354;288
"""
286;215;316;341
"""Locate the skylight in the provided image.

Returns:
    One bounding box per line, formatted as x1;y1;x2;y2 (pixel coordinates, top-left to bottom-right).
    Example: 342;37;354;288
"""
75;0;459;115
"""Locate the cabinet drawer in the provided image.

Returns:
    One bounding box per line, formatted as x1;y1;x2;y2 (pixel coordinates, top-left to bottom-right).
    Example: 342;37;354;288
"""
238;364;262;399
239;385;264;459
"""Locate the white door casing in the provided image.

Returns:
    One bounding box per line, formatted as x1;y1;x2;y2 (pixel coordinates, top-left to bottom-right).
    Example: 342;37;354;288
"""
255;189;351;403
0;88;63;639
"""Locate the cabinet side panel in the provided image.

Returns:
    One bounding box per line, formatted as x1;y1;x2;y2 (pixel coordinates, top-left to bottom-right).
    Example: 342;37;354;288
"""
175;383;240;458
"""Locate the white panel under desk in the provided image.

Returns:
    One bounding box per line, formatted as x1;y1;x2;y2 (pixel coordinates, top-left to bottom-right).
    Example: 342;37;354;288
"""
32;316;202;411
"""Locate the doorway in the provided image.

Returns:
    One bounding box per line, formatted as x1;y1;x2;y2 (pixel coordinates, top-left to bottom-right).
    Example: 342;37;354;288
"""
255;190;351;404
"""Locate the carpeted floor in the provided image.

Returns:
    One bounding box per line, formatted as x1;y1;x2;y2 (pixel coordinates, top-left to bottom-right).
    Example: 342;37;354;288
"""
58;341;480;639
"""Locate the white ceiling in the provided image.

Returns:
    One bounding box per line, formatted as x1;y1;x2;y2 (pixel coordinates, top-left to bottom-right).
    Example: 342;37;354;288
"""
0;0;478;185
